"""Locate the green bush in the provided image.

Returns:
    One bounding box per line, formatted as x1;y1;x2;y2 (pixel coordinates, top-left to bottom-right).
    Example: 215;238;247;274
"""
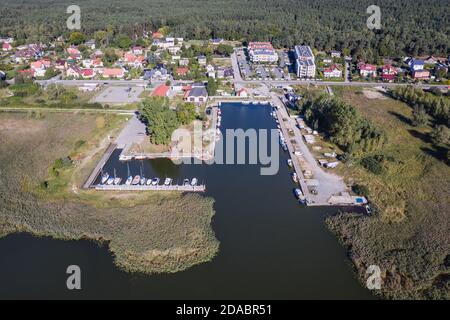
361;156;384;175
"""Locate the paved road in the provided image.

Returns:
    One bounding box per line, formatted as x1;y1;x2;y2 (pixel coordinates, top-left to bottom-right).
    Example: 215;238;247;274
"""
36;79;148;86
0;107;135;115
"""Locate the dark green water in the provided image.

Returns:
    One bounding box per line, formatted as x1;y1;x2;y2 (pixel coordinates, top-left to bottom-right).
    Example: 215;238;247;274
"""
0;103;374;299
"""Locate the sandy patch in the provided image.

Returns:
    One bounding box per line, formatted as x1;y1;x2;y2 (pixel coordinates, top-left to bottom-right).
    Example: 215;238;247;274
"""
362;89;387;100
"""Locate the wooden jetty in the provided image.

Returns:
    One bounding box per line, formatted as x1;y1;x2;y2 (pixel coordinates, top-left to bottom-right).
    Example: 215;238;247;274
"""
95;184;206;192
83;143;117;189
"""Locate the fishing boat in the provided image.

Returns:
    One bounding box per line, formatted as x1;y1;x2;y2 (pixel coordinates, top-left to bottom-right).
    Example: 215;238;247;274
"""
100;172;109;184
287;159;293;167
292;172;298;183
125;176;133;185
151;177;160;186
164;178;173;186
191;178;198;186
132;175;141;185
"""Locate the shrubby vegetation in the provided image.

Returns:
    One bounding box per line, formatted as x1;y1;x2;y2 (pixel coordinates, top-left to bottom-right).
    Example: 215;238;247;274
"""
1;0;449;58
140;97;200;145
298;94;386;156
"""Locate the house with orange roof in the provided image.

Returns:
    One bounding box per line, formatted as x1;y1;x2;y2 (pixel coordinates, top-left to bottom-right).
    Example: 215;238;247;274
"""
176;67;189;77
102;68;125;79
151;84;170;97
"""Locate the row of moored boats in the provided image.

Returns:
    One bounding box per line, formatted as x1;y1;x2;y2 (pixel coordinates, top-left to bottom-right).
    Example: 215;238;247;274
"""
101;173;199;187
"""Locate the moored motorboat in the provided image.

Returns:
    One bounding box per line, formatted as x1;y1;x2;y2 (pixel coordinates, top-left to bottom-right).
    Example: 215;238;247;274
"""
292;172;298;183
151;177;160;186
140;177;146;185
191;178;198;186
113;177;122;185
106;177;114;185
164;178;172;186
287;159;293;167
101;172;109;184
132;175;141;185
183;179;190;186
125;176;133;185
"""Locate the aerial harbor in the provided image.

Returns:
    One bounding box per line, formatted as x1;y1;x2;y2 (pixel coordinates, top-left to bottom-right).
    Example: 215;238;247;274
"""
0;0;448;303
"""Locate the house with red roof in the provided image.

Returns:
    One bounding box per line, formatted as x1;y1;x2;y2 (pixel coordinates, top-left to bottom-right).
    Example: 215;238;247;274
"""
176;67;189;77
81;68;94;79
359;63;377;78
2;42;12;51
102;68;125;79
151;84;170;97
323;64;342;78
381;65;398;82
123;53;145;68
412;69;430;80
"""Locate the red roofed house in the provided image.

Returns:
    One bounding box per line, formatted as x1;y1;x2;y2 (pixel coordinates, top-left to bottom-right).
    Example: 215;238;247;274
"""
412;69;430;80
66;65;82;78
359;64;377;78
323;64;342;78
152;32;164;39
236;88;249;97
381;65;398;82
30;60;47;77
81;68;94;79
2;42;12;51
176;67;189;77
124;53;145;68
102;68;125;79
152;84;170;97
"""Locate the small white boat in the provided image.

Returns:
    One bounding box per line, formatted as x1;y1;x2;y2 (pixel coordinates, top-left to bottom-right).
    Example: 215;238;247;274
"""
191;178;198;186
292;172;298;183
146;179;152;186
287;159;293;167
106;177;114;185
132;175;141;185
113;177;122;185
183;179;190;186
151;178;160;186
140;177;146;185
164;178;172;186
125;176;133;186
101;172;109;184
295;188;307;204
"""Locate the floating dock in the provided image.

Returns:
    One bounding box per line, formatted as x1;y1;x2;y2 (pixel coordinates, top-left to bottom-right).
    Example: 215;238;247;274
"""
95;184;206;192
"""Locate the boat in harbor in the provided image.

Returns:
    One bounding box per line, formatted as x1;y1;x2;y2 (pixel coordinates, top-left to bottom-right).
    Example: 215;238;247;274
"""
106;177;114;185
292;172;298;183
146;178;152;185
151;177;160;186
100;172;109;184
125;176;133;185
140;177;146;185
287;159;293;167
294;188;307;204
191;178;198;186
132;175;141;185
164;178;173;186
281;142;288;151
113;177;122;185
183;179;191;186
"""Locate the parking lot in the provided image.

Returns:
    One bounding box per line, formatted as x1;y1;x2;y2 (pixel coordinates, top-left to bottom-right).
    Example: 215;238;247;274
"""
91;85;145;105
235;48;290;81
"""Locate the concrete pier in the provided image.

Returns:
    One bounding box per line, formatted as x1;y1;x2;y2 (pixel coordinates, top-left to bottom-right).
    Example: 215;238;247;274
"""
95;184;206;192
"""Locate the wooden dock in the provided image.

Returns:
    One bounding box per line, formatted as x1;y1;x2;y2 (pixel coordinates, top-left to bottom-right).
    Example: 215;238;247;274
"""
83;143;117;189
95;184;206;192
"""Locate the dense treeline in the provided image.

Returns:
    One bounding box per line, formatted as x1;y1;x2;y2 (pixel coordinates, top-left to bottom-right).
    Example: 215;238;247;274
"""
1;0;449;58
390;86;450;126
298;95;386;155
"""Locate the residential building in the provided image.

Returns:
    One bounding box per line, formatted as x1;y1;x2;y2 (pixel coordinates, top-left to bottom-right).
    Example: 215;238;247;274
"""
85;39;96;50
381;65;398;82
412;69;430;80
248;42;278;63
102;68;125;78
198;55;207;66
294;45;316;78
184;83;208;104
176;67;189;77
152;84;170;97
2;42;12;51
408;59;424;72
359;63;377;78
323;64;342;78
330;50;342;58
179;58;189;66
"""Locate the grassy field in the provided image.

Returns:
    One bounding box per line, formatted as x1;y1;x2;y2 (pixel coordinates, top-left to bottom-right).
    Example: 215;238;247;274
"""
0;112;219;274
327;87;449;299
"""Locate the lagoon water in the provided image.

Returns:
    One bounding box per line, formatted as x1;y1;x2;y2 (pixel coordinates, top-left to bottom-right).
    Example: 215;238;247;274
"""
0;103;374;299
